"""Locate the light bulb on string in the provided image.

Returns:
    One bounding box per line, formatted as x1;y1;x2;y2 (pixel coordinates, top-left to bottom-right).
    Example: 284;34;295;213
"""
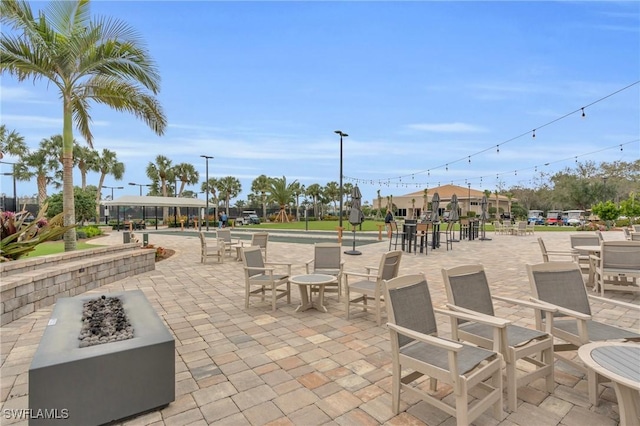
446;164;448;171
581;108;586;118
496;145;500;153
620;144;623;151
532;129;536;138
468;156;471;163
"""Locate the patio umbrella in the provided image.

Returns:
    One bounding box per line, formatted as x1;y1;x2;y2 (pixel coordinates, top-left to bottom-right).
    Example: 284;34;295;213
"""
430;192;440;222
450;194;460;222
346;185;364;255
479;195;492;240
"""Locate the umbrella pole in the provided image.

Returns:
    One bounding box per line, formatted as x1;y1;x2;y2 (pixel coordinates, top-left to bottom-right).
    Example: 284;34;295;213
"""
344;228;362;255
479;218;492;241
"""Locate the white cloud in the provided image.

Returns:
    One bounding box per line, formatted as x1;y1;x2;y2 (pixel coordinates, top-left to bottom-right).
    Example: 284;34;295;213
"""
0;86;55;104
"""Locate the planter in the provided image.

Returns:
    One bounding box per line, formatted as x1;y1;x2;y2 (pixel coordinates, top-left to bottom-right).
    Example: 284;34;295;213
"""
29;290;174;425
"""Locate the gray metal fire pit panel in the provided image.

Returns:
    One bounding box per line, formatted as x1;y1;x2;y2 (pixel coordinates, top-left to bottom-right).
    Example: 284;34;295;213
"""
29;290;175;425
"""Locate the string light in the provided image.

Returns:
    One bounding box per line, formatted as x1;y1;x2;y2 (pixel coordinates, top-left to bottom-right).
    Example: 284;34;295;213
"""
496;145;500;153
532;129;536;138
581;107;586;118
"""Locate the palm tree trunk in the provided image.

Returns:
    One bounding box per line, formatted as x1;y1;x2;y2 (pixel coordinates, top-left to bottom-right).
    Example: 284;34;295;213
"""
62;101;77;251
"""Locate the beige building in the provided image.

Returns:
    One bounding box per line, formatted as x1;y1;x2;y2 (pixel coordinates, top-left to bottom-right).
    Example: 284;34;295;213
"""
372;184;515;219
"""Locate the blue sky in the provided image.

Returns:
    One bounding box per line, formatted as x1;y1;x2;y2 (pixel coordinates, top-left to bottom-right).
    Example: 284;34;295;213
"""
1;1;639;206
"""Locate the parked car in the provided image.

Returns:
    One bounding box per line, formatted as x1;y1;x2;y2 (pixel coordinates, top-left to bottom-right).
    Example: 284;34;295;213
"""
235;211;260;225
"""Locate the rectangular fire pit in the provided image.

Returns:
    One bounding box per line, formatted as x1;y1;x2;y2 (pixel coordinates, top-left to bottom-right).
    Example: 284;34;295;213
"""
29;290;175;425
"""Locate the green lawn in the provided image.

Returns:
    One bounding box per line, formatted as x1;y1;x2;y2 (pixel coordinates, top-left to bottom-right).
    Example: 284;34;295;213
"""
24;241;105;258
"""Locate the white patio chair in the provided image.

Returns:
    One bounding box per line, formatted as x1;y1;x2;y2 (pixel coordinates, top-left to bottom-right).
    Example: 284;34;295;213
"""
305;243;344;300
384;273;504;425
241;246;291;311
591;240;640;296
198;231;225;264
442;264;555;412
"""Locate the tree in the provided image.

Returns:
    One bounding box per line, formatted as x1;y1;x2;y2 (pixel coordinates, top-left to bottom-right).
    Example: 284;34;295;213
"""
75;145;98;190
305;183;322;219
1;0;166;251
217;176;242;214
620;193;640;220
324;181;339;214
146;155;173;221
268;176;297;223
94;149;124;220
591;201;620;229
251;174;270;221
0;125;28;160
21;148;58;208
47;186;98;224
173;162;199;216
291;181;305;221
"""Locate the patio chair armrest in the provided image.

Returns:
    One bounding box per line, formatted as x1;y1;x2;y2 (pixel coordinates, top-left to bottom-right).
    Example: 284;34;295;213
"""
530;297;591;320
493;295;558;313
364;266;379;274
244;266;269;273
343;271;376;279
387;323;463;351
588;295;640;311
436;306;509;327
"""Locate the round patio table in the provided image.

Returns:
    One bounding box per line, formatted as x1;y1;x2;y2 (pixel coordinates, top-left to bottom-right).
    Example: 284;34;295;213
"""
290;274;337;313
578;342;640;426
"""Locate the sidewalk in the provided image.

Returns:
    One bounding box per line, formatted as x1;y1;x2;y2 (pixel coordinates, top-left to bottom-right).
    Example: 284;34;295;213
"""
1;230;638;425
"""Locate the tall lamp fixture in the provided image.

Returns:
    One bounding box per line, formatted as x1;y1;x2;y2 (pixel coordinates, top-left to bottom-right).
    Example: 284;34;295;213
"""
201;155;213;231
128;182;151;196
334;130;348;229
1;171;16;211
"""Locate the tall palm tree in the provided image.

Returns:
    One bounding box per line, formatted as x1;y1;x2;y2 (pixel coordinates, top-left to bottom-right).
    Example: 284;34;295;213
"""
291;181;305;220
305;183;322;219
95;148;124;219
216;176;241;215
376;189;382;219
251;174;270;221
200;177;218;224
1;0;166;251
0;125;28;160
268;176;297;223
75;145;99;190
324;181;339;214
173;162;199;216
21;148;58;207
146;155;172;221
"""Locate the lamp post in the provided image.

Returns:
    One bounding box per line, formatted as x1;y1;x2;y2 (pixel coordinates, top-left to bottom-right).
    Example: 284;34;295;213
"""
200;155;213;231
468;183;471;215
102;185;123;224
334;130;348;229
128;182;151;196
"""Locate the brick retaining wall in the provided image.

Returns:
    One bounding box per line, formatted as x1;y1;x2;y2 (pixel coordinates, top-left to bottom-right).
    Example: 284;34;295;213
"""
0;245;156;326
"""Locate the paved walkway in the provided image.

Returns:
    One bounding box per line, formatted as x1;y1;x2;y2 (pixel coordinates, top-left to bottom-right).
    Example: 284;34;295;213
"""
1;229;638;425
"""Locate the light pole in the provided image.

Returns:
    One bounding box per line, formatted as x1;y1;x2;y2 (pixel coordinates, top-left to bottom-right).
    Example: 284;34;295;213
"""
201;155;213;231
334;130;348;229
102;185;123;224
128;182;151;196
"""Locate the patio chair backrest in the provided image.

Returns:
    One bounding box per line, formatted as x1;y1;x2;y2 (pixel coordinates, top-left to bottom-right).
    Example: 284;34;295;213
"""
570;234;600;255
313;243;341;270
631;233;640;242
217;229;232;243
442;265;495;325
633;225;640;233
527;262;591;317
385;274;438;348
242;246;265;278
378;250;403;281
251;232;269;249
198;231;206;250
601;241;640;271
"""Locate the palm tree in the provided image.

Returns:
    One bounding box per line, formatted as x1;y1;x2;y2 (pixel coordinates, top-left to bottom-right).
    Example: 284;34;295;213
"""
75;145;99;190
173;163;199;216
306;183;322;219
251;174;270;221
376;189;382;219
146;155;173;221
268;176;297;223
216;176;242;214
1;0;167;251
422;188;429;216
200;177;218;223
0;125;28;160
20;149;58;207
324;181;339;215
95;149;124;219
291;182;305;220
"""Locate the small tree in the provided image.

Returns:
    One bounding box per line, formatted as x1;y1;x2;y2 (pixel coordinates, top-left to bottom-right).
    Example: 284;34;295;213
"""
620;193;640;222
591;201;621;229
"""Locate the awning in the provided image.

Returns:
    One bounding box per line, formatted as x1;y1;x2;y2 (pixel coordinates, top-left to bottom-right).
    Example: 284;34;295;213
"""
103;195;207;208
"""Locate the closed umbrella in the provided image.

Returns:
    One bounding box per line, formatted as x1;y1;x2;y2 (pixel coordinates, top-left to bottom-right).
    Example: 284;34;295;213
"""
430;192;441;248
479;195;492;241
450;194;460;222
450;194;460;242
430;192;440;222
346;185;364;255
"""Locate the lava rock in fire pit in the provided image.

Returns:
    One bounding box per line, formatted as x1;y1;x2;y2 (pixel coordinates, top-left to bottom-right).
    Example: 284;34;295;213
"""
79;295;134;347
